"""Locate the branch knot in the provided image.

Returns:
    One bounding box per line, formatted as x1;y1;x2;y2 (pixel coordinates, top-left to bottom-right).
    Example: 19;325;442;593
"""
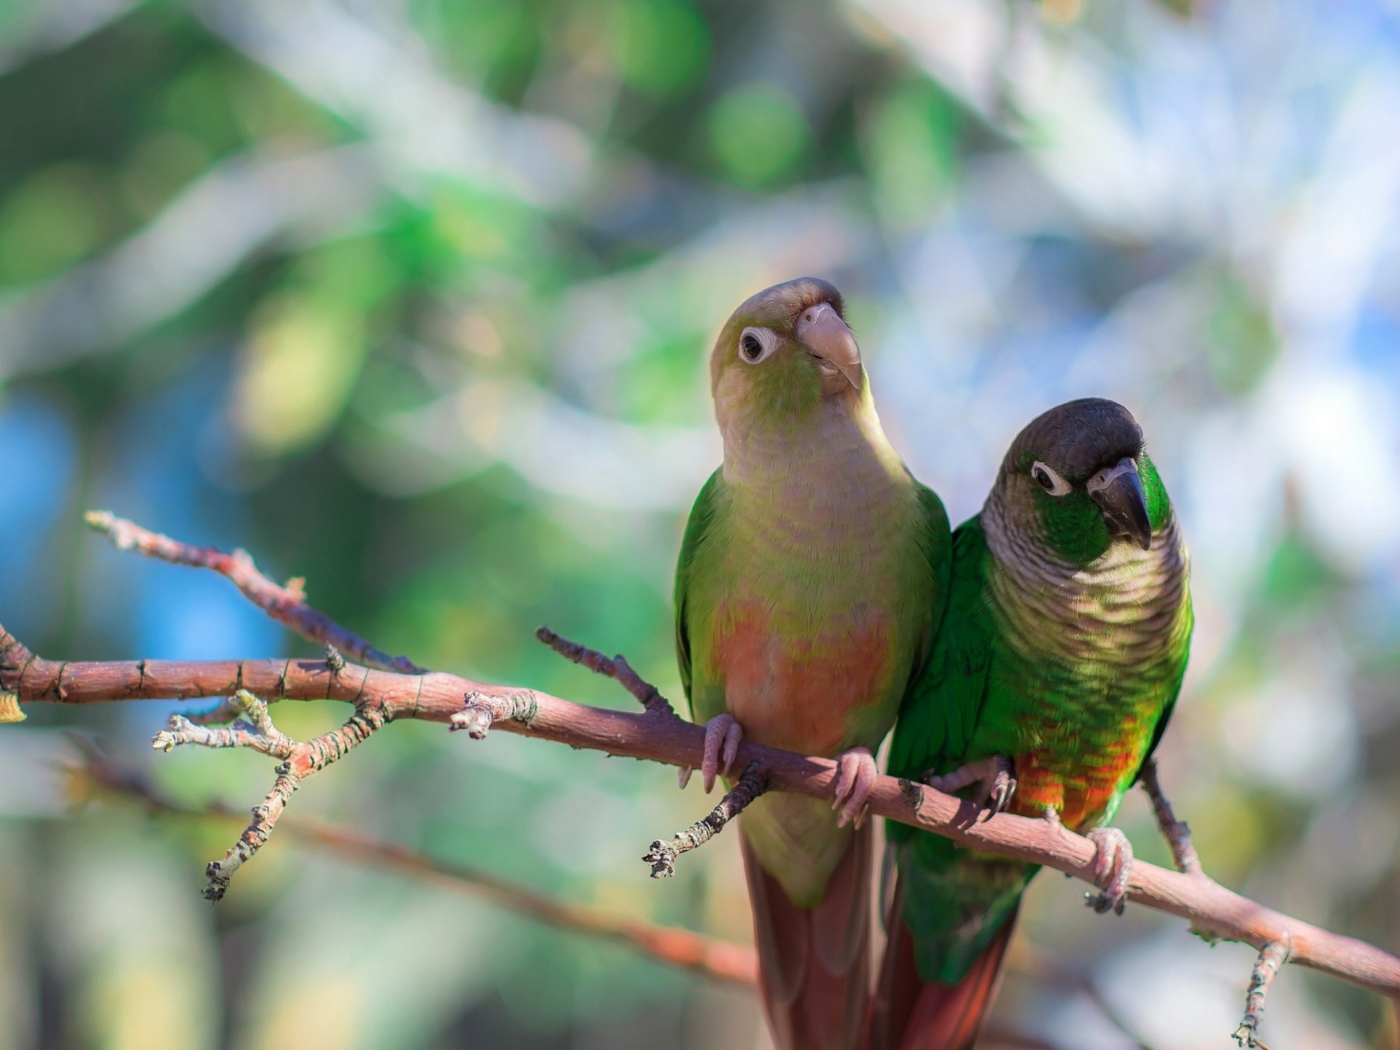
450;690;539;739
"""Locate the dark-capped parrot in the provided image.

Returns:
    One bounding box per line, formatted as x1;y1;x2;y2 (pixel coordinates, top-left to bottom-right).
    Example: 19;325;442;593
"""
674;278;950;1050
874;398;1193;1050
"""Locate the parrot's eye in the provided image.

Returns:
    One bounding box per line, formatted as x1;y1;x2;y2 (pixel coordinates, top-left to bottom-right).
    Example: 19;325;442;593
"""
1030;461;1072;497
738;326;778;364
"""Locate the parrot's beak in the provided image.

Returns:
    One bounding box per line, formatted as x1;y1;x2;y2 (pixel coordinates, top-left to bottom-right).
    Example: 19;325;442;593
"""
796;301;862;392
1087;457;1152;550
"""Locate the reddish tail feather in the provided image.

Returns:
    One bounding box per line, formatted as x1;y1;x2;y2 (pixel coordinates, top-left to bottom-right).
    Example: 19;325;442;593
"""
741;822;874;1050
868;879;1018;1050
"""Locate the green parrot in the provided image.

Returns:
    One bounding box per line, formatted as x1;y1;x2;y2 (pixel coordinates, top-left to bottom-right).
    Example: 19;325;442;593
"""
674;278;950;1050
873;398;1193;1050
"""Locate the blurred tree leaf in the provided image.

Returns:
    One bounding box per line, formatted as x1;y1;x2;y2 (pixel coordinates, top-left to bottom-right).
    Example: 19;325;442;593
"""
1208;273;1279;397
610;0;711;97
0;163;113;284
707;82;812;188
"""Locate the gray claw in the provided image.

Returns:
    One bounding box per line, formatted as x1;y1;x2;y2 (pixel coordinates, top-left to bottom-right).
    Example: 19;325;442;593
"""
924;754;1017;821
982;760;1017;820
1085;827;1133;916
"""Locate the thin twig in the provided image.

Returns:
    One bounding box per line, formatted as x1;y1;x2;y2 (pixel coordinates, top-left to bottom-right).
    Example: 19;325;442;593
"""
1139;757;1203;877
1235;939;1291;1049
85;511;423;674
644;761;769;878
5;626;1399;1006
7;514;1400;1017
72;748;758;986
151;685;391;900
535;625;675;716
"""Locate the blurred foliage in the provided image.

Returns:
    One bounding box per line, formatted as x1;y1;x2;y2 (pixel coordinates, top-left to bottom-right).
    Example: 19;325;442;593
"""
1;0;1399;1048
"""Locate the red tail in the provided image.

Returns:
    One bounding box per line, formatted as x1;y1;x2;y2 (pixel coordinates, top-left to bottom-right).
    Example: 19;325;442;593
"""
741;822;873;1050
868;879;1017;1050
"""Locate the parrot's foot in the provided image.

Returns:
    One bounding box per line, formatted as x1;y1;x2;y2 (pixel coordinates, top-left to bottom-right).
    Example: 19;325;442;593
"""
1139;757;1204;876
832;746;878;829
677;713;744;793
1085;827;1133;916
922;755;1016;820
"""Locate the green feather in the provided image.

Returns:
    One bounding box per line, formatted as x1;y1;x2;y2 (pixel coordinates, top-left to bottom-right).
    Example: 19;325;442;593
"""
675;277;953;914
674;468;722;709
675;463;950;905
888;454;1191;984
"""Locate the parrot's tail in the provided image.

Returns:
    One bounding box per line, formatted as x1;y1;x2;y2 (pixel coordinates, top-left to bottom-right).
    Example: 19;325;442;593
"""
741;821;873;1050
868;877;1018;1050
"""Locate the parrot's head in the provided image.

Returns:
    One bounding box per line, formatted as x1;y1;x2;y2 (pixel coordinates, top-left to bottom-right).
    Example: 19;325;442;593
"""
709;277;867;436
999;398;1171;564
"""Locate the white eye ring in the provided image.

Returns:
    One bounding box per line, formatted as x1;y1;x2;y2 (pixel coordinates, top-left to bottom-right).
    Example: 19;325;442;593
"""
1030;461;1072;496
738;326;779;364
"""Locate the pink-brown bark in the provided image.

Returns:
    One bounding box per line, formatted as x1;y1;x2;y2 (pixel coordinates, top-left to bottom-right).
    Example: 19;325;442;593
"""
4;626;1397;1001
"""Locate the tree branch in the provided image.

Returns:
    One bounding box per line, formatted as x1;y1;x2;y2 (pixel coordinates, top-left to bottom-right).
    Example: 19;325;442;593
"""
71;747;759;986
152;686;392;900
84;511;423;674
5;513;1398;1020
644;761;769;878
7;626;1397;1004
1140;756;1202;877
1235;939;1291;1049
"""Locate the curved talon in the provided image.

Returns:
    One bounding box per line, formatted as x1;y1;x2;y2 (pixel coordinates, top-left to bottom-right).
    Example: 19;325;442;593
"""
677;765;693;789
832;746;878;829
979;759;1017;819
923;755;1017;820
701;713;743;794
1085;827;1134;915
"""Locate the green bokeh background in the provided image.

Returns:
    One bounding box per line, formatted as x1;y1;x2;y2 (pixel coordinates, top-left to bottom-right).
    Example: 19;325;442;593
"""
1;0;1399;1047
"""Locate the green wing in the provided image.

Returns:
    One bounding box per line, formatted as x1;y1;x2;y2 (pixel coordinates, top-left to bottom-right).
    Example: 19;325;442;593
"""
886;515;994;818
885;515;1033;985
674;469;724;717
902;480;953;702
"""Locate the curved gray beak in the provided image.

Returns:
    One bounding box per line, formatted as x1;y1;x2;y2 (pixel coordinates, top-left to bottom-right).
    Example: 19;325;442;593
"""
1087;457;1152;550
795;302;862;391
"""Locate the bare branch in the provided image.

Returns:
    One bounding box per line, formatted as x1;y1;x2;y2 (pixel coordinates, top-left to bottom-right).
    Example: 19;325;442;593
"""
85;510;423;674
1235;939;1291;1049
150;684;391;900
535;625;675;716
449;689;540;739
6;513;1399;1025
644;761;769;878
1139;757;1203;877
4;623;1398;1010
72;749;759;986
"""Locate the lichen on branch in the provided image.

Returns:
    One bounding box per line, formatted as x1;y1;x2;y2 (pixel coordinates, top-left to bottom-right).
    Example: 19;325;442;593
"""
151;683;391;901
644;761;769;878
